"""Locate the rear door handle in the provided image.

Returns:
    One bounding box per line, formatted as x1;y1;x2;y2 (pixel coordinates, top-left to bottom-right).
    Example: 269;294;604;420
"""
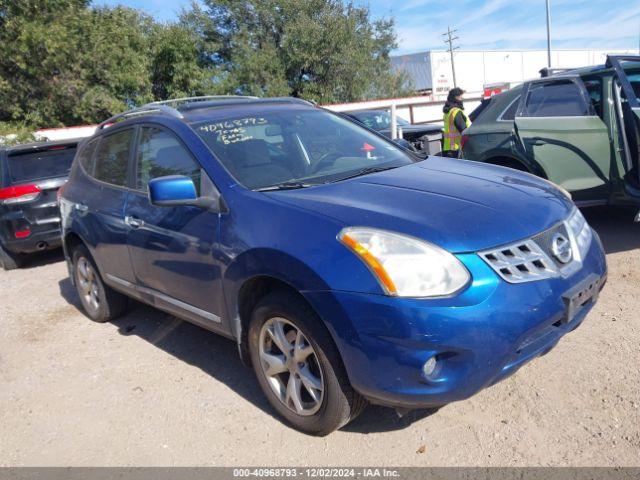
75;203;88;212
125;216;144;229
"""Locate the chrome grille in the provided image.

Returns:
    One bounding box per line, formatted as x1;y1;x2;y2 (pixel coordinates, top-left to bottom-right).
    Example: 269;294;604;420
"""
479;210;592;284
531;222;571;269
479;238;556;283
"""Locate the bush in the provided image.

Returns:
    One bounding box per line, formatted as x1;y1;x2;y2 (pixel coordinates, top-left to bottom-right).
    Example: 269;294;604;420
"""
0;122;37;146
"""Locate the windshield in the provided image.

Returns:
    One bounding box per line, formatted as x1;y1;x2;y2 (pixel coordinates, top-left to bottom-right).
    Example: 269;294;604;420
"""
7;147;76;184
192;109;416;190
349;110;410;130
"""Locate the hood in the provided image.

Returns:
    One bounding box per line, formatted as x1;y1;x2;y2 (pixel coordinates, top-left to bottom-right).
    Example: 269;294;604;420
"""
443;99;464;114
267;157;574;253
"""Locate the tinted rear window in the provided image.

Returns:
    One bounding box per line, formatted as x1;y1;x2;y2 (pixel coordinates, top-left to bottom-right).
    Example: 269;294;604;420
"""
7;147;76;184
523;80;592;117
75;140;98;175
93;129;134;187
500;96;521;121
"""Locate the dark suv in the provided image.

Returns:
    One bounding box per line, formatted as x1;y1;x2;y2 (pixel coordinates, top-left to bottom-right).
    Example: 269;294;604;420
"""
0;139;79;269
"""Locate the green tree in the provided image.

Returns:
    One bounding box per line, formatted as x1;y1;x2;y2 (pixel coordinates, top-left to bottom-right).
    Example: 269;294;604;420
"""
0;0;412;131
0;2;153;126
0;1;221;128
149;21;223;100
71;6;155;123
194;0;411;103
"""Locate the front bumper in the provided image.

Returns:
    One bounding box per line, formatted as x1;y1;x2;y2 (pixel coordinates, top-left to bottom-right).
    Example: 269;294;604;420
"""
305;232;607;409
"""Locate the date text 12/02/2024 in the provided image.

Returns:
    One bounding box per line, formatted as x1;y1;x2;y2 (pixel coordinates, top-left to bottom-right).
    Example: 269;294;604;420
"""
232;469;401;478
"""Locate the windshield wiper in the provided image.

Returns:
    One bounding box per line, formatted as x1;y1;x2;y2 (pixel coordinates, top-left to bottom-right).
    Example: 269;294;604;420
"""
256;181;314;192
333;165;399;182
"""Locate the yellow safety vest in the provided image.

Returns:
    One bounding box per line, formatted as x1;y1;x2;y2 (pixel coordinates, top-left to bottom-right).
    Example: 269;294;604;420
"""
443;107;471;151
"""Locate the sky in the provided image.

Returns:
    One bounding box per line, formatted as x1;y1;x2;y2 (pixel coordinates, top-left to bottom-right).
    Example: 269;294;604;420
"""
98;0;640;55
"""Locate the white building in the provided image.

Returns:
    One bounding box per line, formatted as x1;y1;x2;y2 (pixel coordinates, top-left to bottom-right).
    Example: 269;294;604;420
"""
392;49;638;99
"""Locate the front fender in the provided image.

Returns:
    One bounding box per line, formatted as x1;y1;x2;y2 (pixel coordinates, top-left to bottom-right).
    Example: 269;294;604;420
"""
222;248;361;366
223;248;330;336
224;248;330;295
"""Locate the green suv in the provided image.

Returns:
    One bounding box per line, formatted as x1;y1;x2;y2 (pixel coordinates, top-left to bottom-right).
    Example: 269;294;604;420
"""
463;55;640;208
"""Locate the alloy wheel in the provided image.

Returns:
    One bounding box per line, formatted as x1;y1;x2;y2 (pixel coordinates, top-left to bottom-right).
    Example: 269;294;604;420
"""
76;257;100;315
258;317;325;416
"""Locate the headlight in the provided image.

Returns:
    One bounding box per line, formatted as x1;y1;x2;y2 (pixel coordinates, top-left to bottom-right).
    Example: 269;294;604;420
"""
338;227;470;297
566;208;592;261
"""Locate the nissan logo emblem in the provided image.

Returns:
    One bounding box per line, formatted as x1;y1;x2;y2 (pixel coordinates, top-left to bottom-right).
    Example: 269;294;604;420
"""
551;233;572;264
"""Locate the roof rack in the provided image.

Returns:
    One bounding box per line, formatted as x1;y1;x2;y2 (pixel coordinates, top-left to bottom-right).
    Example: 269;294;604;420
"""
97;95;261;130
146;95;259;109
98;104;183;130
98;95;314;130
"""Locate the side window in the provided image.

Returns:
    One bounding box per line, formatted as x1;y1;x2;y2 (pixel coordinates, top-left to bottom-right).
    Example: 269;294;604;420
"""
500;96;521;121
136;127;201;193
76;139;98;174
522;80;593;117
583;77;603;118
621;71;640;104
93;129;134;187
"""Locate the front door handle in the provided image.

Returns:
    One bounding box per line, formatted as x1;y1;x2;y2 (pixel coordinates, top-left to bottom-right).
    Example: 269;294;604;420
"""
125;215;144;229
75;203;88;212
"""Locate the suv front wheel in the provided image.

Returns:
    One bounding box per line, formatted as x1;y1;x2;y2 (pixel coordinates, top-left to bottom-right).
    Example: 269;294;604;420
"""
72;245;128;322
248;290;366;435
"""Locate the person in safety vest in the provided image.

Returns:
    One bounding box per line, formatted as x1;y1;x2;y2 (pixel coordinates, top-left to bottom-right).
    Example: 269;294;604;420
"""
442;87;471;158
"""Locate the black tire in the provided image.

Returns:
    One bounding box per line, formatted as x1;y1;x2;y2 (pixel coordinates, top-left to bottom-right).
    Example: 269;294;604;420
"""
71;244;128;322
248;290;366;435
0;244;22;270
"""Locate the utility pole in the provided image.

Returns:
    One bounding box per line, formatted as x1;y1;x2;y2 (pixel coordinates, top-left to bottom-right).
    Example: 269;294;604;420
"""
545;0;552;68
443;26;460;88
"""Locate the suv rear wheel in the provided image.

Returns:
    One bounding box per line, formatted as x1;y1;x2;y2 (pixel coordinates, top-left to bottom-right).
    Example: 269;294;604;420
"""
248;290;366;435
0;244;23;271
72;245;128;322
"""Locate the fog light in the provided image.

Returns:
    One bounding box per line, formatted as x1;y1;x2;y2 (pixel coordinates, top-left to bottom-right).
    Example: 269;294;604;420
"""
422;355;437;378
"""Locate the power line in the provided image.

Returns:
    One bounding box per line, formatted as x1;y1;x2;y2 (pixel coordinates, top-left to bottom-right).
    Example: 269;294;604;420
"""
442;26;460;88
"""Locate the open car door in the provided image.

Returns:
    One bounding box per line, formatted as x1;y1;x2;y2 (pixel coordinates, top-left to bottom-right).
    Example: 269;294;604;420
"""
513;75;611;204
607;55;640;189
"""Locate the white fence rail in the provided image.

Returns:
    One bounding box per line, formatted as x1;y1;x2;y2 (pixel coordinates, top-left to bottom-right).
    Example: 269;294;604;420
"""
323;94;482;139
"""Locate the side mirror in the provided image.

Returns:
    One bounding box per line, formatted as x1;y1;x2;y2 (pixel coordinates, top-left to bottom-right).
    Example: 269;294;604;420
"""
148;175;221;211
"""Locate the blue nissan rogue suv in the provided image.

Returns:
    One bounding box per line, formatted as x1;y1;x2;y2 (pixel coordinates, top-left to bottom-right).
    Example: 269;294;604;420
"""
60;96;607;435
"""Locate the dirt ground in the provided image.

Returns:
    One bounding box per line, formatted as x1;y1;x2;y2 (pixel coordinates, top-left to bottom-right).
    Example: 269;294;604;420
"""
0;206;639;467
